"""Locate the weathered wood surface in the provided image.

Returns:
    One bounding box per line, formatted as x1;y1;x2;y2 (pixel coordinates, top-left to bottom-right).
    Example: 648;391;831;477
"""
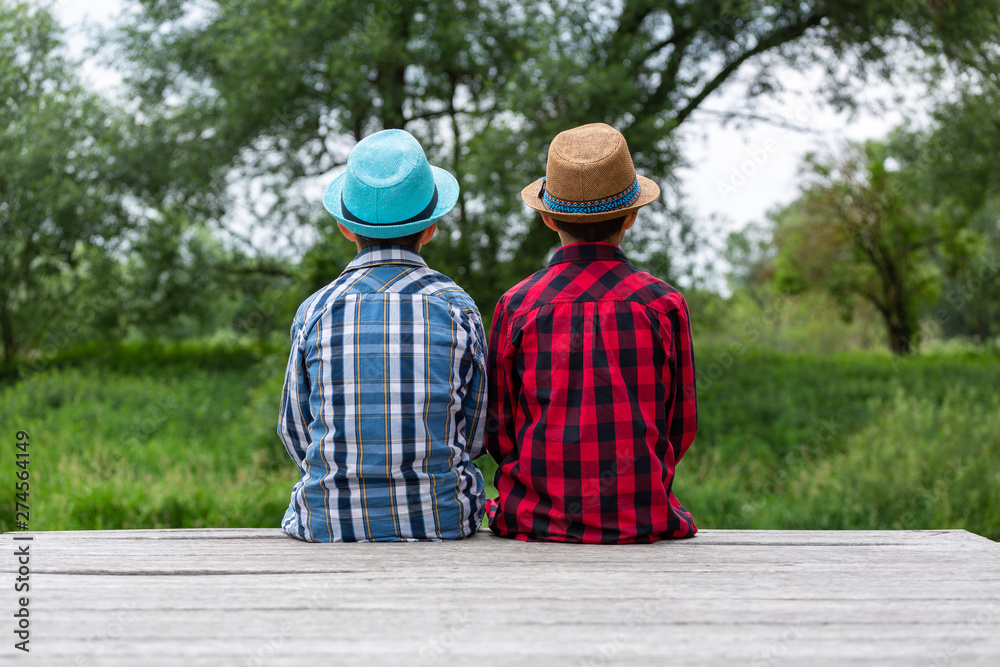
3;529;998;666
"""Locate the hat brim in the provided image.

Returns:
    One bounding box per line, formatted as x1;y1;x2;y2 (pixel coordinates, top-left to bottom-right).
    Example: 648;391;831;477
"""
323;166;460;239
519;175;660;223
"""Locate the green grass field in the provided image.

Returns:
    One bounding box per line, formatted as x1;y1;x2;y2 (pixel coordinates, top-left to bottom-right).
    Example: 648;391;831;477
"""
2;342;998;539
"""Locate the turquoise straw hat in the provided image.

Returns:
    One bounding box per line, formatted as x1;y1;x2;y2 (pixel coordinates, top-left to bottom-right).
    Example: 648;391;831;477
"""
323;129;459;238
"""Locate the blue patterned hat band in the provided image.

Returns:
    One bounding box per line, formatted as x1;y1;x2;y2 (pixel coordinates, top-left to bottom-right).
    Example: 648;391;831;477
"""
539;177;641;215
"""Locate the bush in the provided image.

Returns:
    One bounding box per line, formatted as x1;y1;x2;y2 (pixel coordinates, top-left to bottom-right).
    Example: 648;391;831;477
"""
674;346;1000;540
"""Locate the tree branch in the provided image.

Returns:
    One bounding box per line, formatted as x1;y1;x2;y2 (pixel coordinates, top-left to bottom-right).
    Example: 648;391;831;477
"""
646;29;687;58
612;0;657;56
688;107;822;134
668;14;824;129
651;29;693;111
404;108;454;124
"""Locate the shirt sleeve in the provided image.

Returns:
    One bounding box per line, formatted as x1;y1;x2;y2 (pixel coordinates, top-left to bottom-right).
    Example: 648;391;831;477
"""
461;308;489;460
667;296;698;464
486;299;518;464
277;313;313;471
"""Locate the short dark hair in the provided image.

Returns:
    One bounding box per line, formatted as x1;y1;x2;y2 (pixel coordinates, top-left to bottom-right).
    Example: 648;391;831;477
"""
551;215;627;243
354;230;426;249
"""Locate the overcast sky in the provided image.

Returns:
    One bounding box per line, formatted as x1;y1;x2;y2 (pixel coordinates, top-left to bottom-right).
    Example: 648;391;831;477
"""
54;0;912;243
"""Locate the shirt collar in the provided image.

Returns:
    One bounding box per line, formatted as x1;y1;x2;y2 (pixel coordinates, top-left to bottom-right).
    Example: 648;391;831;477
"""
341;244;429;274
548;242;631;267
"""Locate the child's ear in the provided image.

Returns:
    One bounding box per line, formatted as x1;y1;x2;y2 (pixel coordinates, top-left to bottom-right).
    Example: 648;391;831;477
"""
541;214;560;232
337;223;357;242
418;222;437;246
622;211;638;231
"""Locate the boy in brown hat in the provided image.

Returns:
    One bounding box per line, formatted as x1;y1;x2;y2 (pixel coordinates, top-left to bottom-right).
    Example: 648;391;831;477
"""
485;122;698;543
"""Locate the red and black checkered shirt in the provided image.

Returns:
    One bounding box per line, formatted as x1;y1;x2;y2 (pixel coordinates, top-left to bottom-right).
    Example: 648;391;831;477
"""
485;242;697;543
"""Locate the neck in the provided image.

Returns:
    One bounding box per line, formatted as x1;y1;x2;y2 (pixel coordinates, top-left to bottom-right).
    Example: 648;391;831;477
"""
356;242;422;253
556;231;625;247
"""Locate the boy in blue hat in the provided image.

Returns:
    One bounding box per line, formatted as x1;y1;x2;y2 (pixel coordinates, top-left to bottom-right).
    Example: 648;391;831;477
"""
278;129;487;542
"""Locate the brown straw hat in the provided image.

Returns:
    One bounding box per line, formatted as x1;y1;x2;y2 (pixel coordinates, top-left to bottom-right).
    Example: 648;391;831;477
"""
520;123;660;223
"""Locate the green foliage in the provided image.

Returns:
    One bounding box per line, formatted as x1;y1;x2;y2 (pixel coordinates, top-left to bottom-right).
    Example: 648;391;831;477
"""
763;83;1000;355
775;389;1000;536
0;347;294;532
694;285;885;354
724;221;775;293
2;344;998;540
903;91;1000;342
0;1;139;365
104;0;1000;317
4;0;1000;363
771;141;942;354
0;2;301;366
37;337;278;372
4;1;1000;538
104;213;298;341
676;346;1000;539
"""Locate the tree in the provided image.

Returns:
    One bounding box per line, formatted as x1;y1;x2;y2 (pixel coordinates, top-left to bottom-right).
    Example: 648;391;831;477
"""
907;89;1000;342
107;0;1000;312
0;1;138;366
110;0;538;309
724;221;776;298
771;141;942;354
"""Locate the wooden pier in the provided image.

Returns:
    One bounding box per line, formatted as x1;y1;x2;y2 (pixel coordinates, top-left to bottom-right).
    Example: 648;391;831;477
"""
4;528;999;665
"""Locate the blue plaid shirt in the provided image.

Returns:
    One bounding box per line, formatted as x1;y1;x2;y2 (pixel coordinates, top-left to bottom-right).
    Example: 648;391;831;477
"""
278;245;487;541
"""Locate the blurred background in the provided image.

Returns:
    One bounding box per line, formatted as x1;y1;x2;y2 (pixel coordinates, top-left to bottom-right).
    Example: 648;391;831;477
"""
2;0;998;538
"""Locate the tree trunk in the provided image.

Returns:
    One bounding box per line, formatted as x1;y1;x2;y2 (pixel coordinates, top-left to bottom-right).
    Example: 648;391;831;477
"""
378;61;407;130
885;309;915;356
377;7;412;130
973;306;991;342
0;302;16;367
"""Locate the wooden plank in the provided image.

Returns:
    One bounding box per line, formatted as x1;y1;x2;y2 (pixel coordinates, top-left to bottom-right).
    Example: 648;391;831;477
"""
3;529;998;666
14;527;997;545
6;529;997;576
